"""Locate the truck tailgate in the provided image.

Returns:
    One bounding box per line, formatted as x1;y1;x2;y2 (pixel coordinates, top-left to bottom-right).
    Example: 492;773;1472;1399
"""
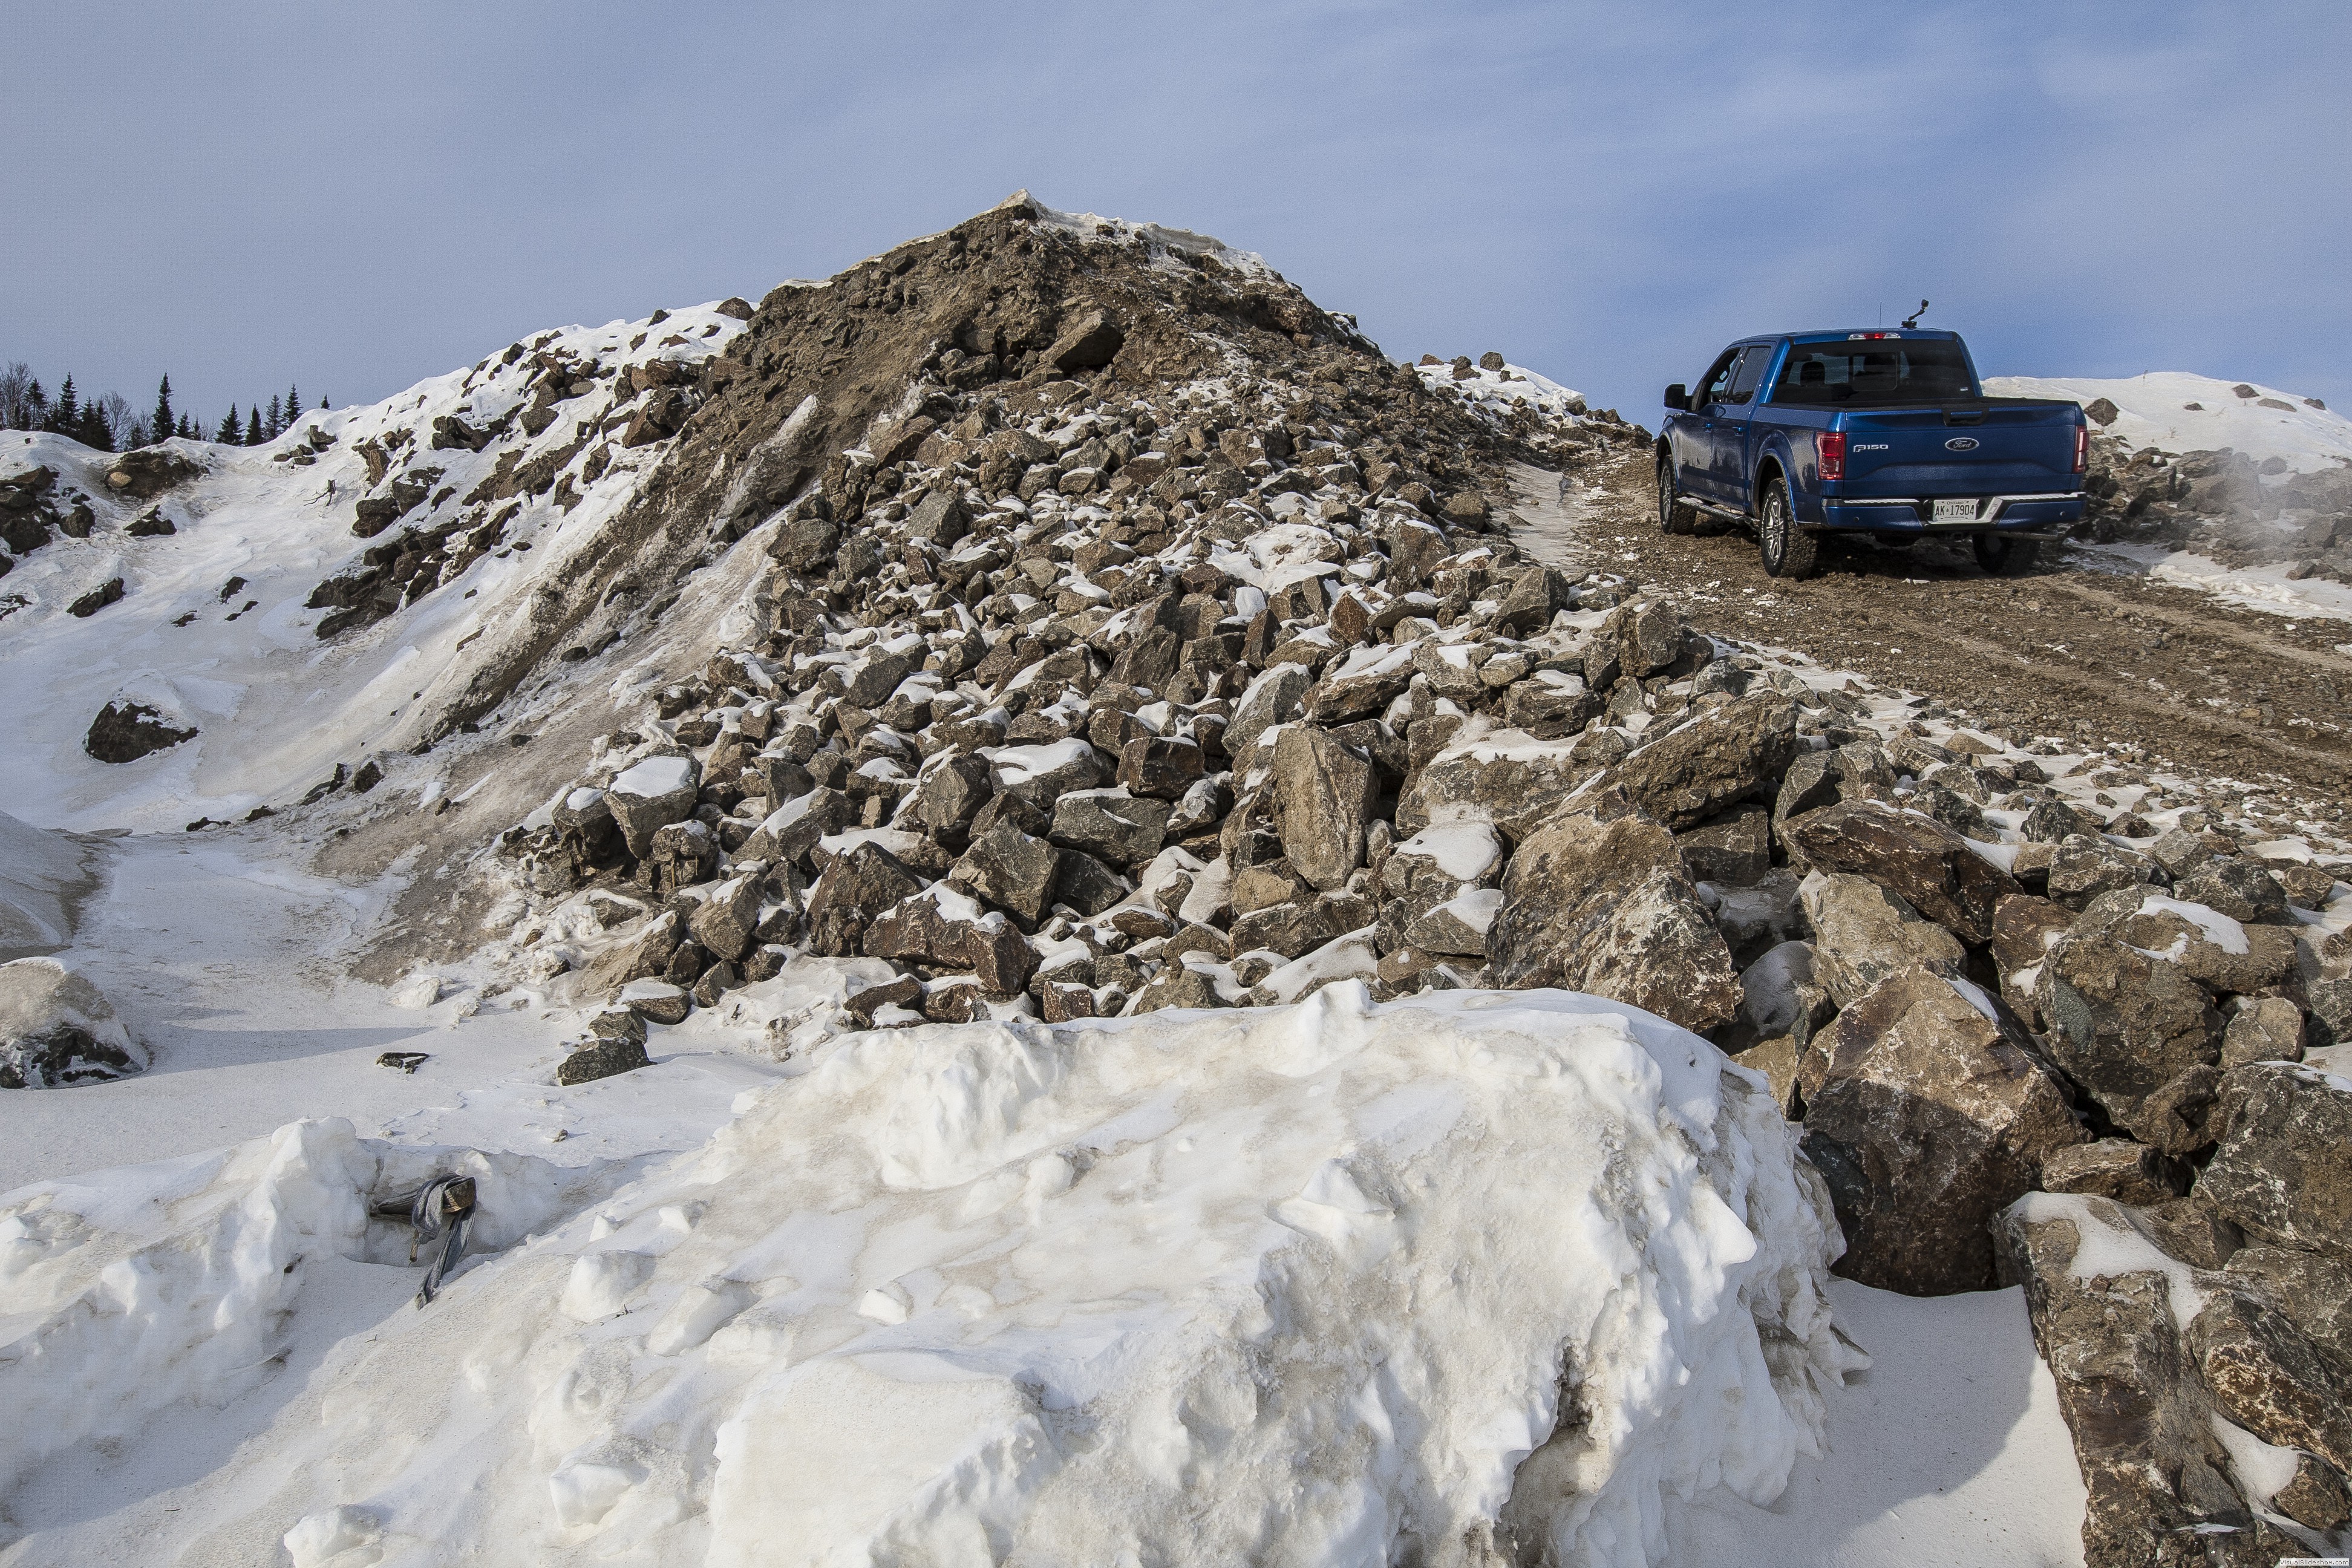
1838;402;2078;495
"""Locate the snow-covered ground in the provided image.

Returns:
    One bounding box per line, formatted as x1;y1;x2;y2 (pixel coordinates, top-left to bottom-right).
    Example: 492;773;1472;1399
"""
0;318;2111;1565
2081;538;2352;623
1984;370;2352;473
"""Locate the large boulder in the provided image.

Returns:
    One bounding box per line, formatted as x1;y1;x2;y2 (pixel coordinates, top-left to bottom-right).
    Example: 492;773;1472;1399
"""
1395;721;1592;841
1799;872;1964;1006
1607;696;1798;831
863;886;1038;998
2198;1063;2352;1256
1996;1194;2287;1561
805;843;924;957
951;822;1061;925
1272;727;1378;892
1798;964;2084;1294
1486;809;1742;1031
103;447;203;499
84;699;197;763
1780;799;2017;944
1044;309;1124;373
606;754;702;859
1049;789;1170;869
1225;664;1311;763
2035;930;2222;1143
0;958;147;1088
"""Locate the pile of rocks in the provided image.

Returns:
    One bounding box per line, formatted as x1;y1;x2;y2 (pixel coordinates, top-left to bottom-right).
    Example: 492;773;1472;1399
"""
475;197;2347;1555
2080;423;2352;582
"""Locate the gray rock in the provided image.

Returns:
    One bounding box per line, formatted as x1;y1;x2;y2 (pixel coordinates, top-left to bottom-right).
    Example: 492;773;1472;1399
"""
1050;788;1170;868
2040;1138;2183;1206
1133;961;1225;1013
904;751;995;835
2036;932;2222;1143
1227;664;1311;763
903;488;969;548
84;699;197;764
1115;736;1204;800
1051;849;1130;916
1501;671;1598;739
689;872;765;962
2175;858;2290;925
805;842;925;956
1607;697;1799;831
2225;1246;2352;1366
1045;309;1124;373
606;754;703;860
2199;1063;2352;1256
1994;1195;2274;1560
0;958;147;1089
1799;872;1965;1007
2221;996;2304;1065
1487;809;1742;1032
952;822;1062;924
1273;727;1379;892
863;891;1037;998
1229;899;1345;961
2046;833;2152;911
1800;964;2085;1294
2190;1285;2352;1476
557;1035;651;1086
2018;797;2099;844
1676;806;1771;887
1782;799;2017;945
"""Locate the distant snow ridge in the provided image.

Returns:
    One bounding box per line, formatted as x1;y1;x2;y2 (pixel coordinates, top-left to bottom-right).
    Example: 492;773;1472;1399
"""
1418;354;1592;423
1984;370;2352;473
10;988;1864;1565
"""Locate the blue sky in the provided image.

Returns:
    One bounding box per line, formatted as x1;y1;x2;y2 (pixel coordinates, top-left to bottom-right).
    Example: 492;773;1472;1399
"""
5;2;2347;431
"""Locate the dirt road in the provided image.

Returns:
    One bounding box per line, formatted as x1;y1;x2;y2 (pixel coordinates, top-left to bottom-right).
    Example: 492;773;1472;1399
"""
1519;442;2352;809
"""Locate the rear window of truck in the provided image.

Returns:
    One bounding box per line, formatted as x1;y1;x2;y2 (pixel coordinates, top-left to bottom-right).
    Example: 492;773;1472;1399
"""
1771;338;1979;406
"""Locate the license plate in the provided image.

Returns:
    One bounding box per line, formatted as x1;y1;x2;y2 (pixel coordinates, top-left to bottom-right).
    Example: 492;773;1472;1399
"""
1933;498;1979;523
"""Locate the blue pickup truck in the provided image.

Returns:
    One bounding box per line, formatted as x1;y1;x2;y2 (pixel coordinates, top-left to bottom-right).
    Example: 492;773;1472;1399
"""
1656;329;2086;578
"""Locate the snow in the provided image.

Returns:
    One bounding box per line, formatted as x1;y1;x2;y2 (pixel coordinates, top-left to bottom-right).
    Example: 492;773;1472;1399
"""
608;755;694;800
0;812;95;962
2087;540;2352;622
2138;893;2250;955
1393;817;1504;881
1983;371;2352;474
1416;358;1590;420
2;985;1871;1565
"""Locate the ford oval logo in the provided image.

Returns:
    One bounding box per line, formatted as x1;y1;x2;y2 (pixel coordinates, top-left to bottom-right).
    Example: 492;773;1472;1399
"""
1945;436;1980;452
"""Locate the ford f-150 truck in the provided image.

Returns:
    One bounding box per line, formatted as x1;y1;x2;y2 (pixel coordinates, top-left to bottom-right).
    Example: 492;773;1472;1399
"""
1656;329;2086;578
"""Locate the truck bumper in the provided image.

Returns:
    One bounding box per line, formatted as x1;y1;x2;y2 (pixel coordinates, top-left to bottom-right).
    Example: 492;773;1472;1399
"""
1803;492;2083;537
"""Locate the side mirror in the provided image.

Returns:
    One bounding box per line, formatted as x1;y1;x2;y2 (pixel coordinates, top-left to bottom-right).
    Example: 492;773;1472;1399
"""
1664;384;1689;411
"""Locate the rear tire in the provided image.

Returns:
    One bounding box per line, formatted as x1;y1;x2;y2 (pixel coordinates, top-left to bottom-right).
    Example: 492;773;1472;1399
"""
1974;535;2041;576
1656;456;1698;535
1759;477;1818;579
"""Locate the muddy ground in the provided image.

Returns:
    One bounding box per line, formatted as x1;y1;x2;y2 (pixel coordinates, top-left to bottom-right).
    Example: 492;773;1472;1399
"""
1511;443;2352;817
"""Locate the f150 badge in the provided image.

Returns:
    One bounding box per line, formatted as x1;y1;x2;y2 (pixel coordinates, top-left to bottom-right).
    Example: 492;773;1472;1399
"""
1945;437;1981;451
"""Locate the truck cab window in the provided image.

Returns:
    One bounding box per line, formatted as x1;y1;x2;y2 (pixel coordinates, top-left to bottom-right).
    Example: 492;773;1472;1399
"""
1726;347;1768;405
1696;348;1740;406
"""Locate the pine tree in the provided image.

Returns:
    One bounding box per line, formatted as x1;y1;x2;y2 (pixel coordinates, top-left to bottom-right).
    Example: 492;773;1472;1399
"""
266;394;282;439
246;405;263;445
178;413;196;440
319;394;330;410
216;404;241;443
25;378;47;429
50;376;79;436
77;398;113;451
152;375;175;447
286;385;301;432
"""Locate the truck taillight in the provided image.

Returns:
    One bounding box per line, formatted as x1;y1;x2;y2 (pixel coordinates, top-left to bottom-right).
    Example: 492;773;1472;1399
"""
1818;431;1846;480
2073;424;2088;474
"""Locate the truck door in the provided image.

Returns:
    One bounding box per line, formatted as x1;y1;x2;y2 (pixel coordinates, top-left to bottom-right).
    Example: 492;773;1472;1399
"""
1705;347;1768;506
1684;347;1744;502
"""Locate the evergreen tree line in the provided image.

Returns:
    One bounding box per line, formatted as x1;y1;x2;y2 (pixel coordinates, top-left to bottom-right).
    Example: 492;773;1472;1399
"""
0;363;326;453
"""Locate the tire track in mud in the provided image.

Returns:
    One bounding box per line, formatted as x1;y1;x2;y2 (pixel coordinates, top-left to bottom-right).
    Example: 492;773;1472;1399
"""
1511;442;2352;797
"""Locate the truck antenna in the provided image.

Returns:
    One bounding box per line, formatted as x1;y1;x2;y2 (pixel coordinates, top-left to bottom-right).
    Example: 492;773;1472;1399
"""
1900;299;1930;329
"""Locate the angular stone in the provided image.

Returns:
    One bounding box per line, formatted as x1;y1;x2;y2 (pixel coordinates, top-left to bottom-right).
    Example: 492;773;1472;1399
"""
1049;788;1170;868
688;872;765;962
557;1036;651;1086
1133;961;1225;1013
2190;1287;2352;1475
952;821;1061;925
606;754;702;859
1394;724;1590;841
2175;858;2290;925
1272;727;1378;893
1608;696;1798;832
1224;663;1311;764
904;751;995;834
1675;806;1771;887
863;886;1039;998
1800;964;2085;1294
1045;309;1124;373
903;488;969;548
1988;893;2076;1022
2224;1246;2352;1365
2040;1138;2183;1206
619;979;691;1026
1618;598;1688;677
1116;735;1204;800
1782;799;2017;944
1404;888;1501;958
1229;900;1344;961
1800;873;1965;1007
2221;996;2304;1066
1994;1195;2268;1561
2198;1062;2352;1256
84;699;197;764
1487;809;1742;1032
805;842;925;957
1494;565;1575;635
1050;849;1129;917
1501;671;1598;739
2036;932;2221;1141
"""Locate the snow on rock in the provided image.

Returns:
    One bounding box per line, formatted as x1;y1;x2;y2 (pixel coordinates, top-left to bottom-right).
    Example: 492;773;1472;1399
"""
0;956;145;1088
1418;356;1591;422
49;988;1863;1564
1984;371;2352;473
0;300;750;831
0;1119;638;1503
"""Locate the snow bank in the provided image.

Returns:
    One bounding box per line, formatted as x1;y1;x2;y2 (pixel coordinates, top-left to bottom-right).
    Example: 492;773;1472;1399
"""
0;811;94;961
0;1120;636;1501
1984;371;2352;473
45;987;1863;1564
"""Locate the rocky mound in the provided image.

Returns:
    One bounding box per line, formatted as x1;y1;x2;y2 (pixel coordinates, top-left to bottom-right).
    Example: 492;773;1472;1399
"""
0;957;146;1088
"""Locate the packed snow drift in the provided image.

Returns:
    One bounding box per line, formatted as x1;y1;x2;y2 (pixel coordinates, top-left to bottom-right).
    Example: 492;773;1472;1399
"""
0;986;1860;1566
